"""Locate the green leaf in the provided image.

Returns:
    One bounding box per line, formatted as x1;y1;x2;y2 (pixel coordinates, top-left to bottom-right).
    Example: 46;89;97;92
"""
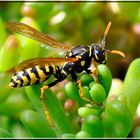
0;35;21;72
0;17;7;47
103;98;132;137
20;110;56;137
0;73;12;103
25;85;74;136
75;131;91;138
98;64;112;98
0;127;13;138
89;83;106;104
81;115;104;137
78;107;102;117
64;82;82;103
121;58;140;116
0;92;30;115
79;73;94;86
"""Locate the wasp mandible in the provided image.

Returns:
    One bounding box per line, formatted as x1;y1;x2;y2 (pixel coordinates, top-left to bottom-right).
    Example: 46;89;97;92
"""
6;21;125;127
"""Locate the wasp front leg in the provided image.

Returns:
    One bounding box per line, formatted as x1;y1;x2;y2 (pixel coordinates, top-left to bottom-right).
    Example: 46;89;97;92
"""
77;80;98;106
91;60;98;82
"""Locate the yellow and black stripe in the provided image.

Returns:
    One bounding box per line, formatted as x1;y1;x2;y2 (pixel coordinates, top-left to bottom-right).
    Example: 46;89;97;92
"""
8;65;59;88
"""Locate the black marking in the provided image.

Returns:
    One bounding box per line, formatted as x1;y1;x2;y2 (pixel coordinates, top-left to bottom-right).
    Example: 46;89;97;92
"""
11;78;18;87
16;74;24;86
49;66;53;74
40;66;49;75
71;72;77;82
31;67;40;79
22;70;31;82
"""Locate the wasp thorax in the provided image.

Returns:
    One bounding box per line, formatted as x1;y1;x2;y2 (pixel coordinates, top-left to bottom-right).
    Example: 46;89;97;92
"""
91;44;107;64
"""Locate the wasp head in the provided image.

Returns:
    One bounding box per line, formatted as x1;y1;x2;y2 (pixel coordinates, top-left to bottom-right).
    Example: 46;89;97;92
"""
91;22;125;64
91;44;107;64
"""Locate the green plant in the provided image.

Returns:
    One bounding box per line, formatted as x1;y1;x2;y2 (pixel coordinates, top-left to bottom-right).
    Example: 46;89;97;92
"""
0;59;139;138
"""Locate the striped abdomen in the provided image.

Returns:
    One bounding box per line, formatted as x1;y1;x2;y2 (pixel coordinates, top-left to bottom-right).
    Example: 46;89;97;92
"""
8;65;59;88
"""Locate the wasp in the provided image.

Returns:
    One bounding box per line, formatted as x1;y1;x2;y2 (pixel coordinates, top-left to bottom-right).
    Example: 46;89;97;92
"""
6;21;125;127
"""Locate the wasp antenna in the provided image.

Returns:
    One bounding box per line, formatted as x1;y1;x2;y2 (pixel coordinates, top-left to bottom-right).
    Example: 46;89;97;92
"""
104;21;112;38
106;49;126;57
110;50;125;57
102;21;112;48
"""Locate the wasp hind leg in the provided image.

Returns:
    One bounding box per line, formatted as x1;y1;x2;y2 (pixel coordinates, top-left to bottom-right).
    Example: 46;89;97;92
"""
40;79;60;127
77;80;99;106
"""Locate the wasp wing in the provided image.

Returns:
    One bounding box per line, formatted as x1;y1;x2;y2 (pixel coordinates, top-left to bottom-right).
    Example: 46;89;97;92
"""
8;57;77;73
6;21;72;50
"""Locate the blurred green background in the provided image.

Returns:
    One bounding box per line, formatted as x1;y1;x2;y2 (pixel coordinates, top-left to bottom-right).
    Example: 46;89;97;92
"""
0;1;140;138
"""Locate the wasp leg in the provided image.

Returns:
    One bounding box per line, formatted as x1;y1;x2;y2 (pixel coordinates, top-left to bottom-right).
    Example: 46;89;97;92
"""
91;60;98;82
71;72;78;82
77;80;97;106
40;79;60;127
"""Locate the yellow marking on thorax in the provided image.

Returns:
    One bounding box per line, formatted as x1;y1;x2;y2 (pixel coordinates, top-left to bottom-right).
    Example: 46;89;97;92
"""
81;51;86;56
81;61;85;66
68;67;72;71
95;53;99;60
89;46;92;57
76;55;82;59
82;48;86;51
